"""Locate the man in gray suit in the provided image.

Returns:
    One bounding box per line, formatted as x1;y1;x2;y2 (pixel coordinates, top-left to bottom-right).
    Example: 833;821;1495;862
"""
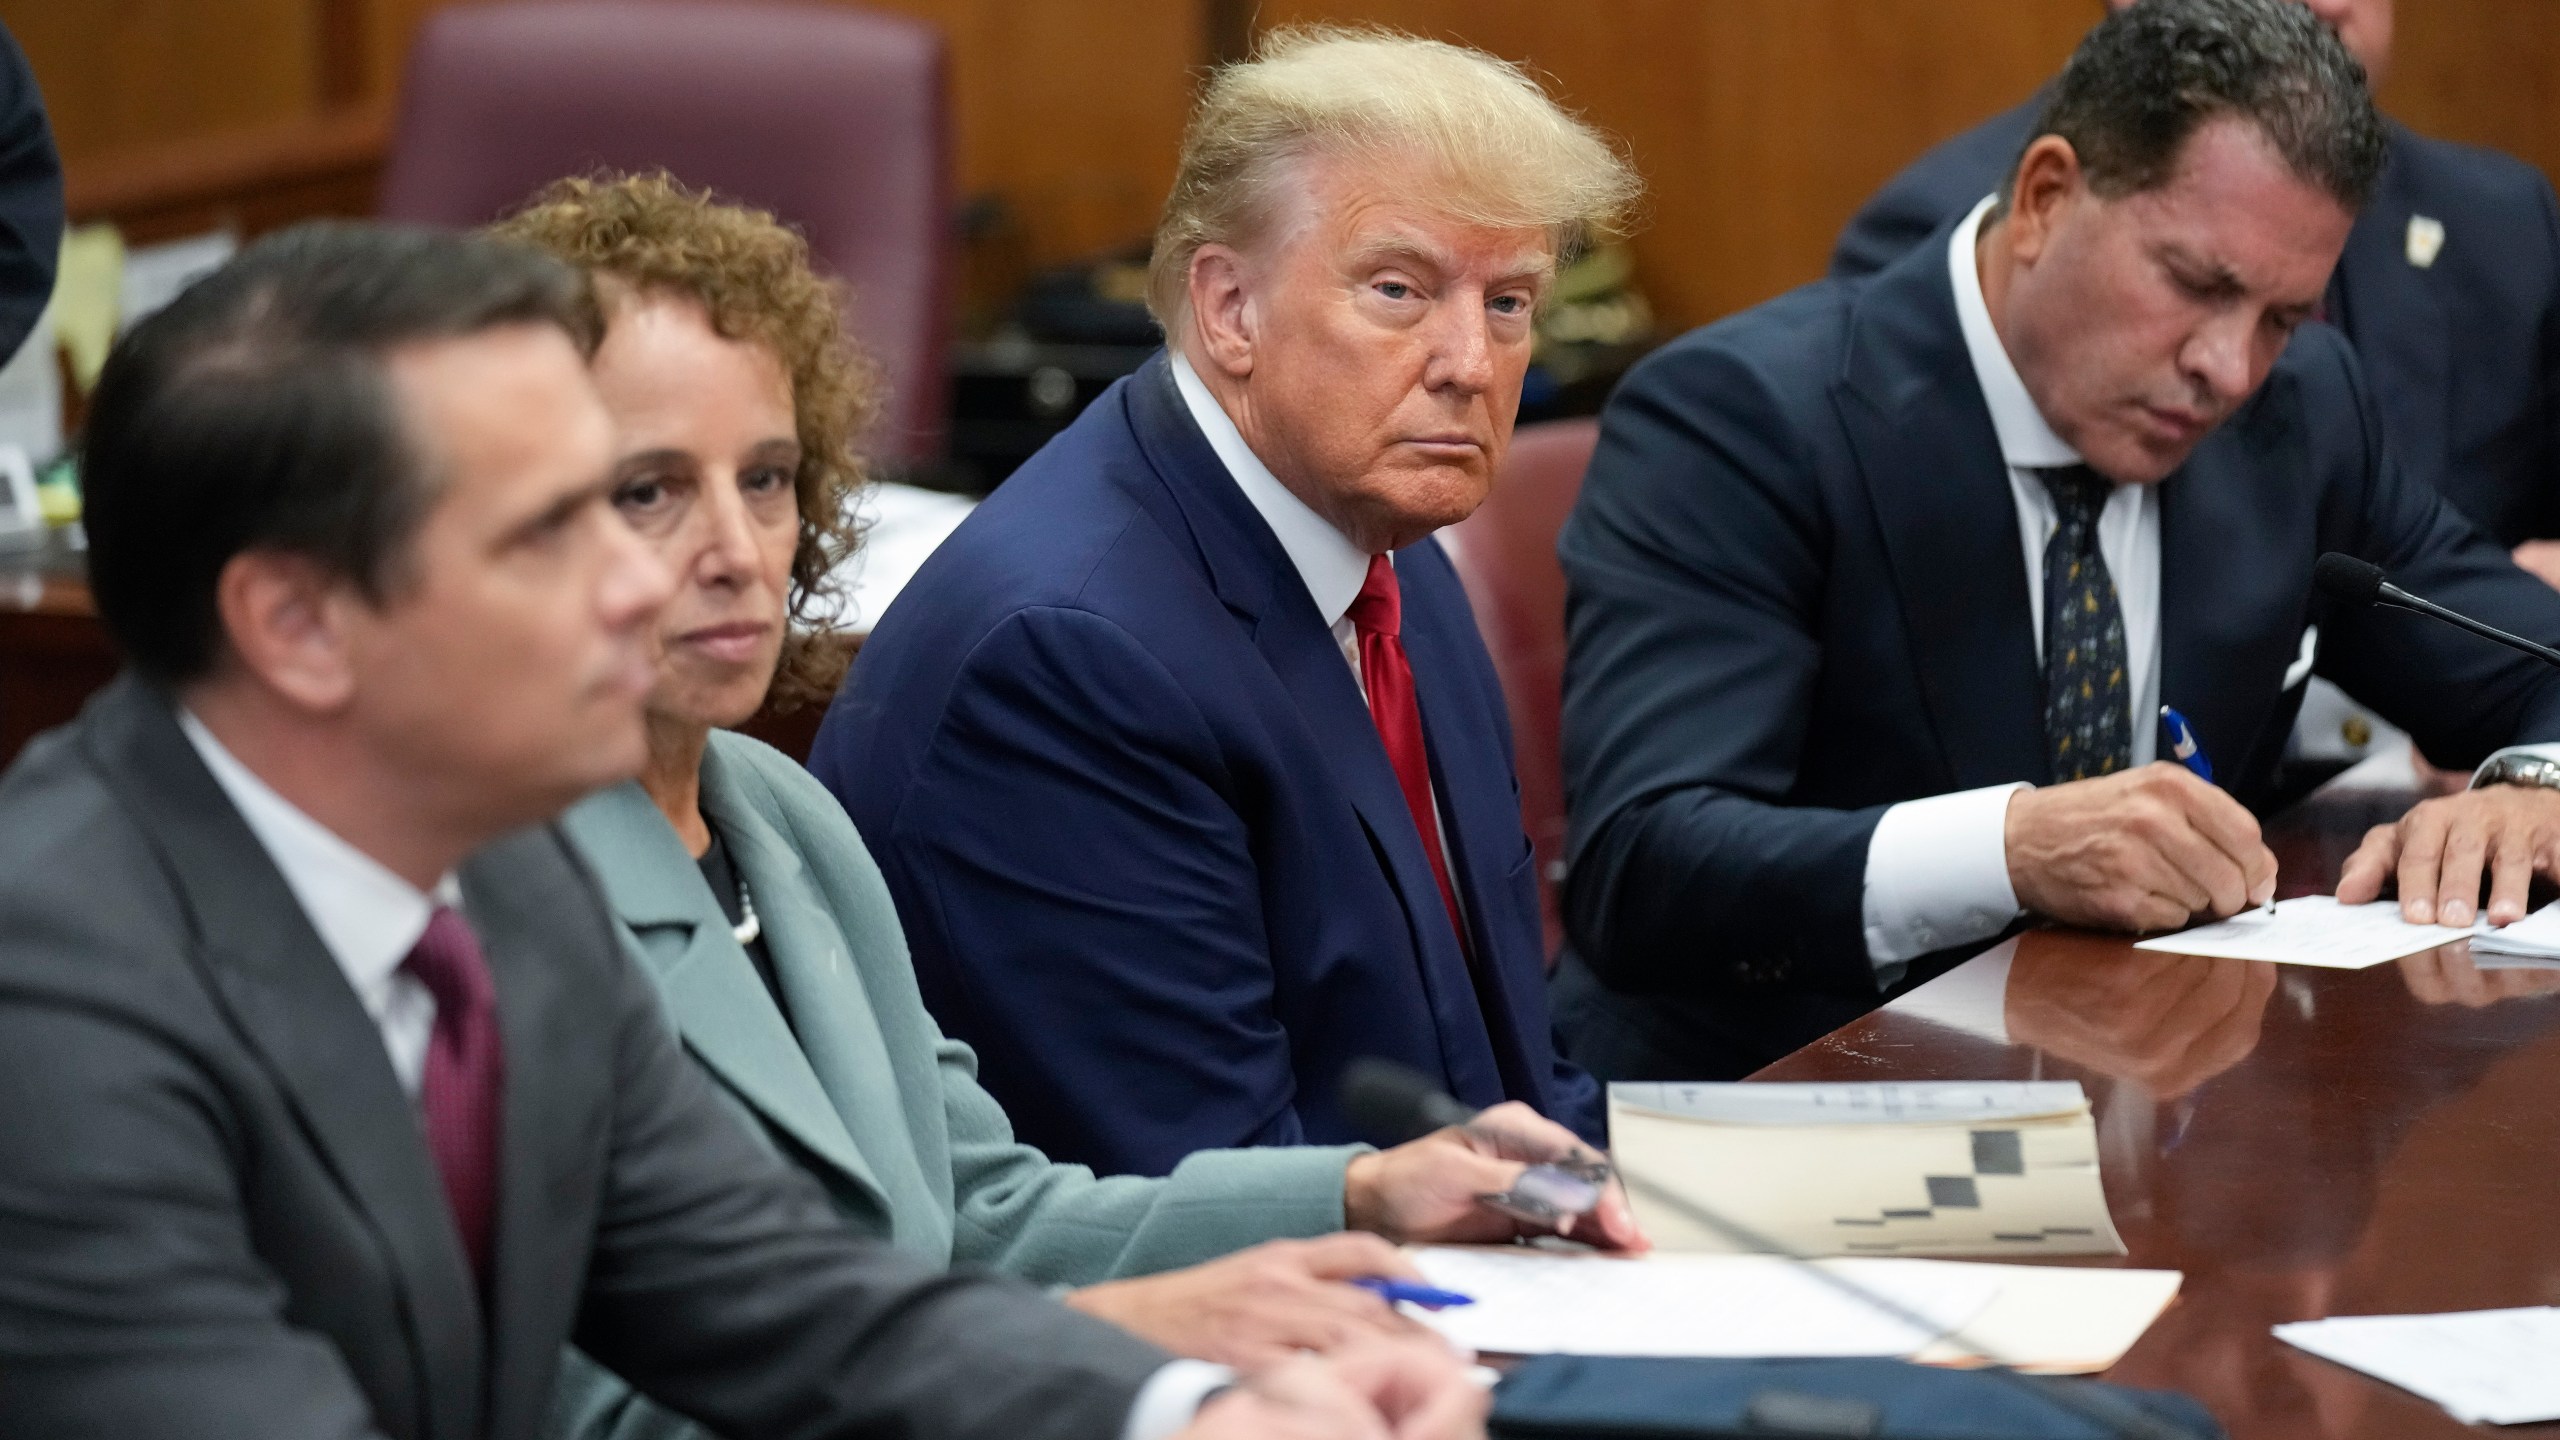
0;223;1481;1440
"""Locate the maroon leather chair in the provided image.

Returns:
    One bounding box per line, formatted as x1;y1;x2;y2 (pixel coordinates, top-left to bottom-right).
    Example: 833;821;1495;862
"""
1442;417;1600;963
379;0;951;464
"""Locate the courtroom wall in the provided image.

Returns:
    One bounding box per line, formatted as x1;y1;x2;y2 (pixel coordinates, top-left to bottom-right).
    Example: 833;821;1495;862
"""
7;0;2556;332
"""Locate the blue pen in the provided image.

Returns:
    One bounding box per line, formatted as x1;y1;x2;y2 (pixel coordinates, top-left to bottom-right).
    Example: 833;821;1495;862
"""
2160;705;2214;783
2161;705;2278;915
1352;1277;1475;1309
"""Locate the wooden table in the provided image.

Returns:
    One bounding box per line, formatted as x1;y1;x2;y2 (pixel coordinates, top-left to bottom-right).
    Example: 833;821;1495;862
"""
1757;788;2560;1438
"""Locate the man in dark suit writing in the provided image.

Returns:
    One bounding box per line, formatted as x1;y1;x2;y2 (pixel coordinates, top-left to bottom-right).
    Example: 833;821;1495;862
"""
0;223;1481;1440
1834;0;2560;563
1555;0;2560;1081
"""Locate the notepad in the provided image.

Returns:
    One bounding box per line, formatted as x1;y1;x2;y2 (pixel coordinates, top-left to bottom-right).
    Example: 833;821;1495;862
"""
2275;1308;2560;1425
1400;1246;2181;1374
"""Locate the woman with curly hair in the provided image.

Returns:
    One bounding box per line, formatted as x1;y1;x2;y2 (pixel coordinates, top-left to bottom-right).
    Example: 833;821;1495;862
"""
494;174;1632;1440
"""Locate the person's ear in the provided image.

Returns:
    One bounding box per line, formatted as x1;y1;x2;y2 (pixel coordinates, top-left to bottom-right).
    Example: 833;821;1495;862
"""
1186;243;1259;381
2005;135;2086;270
212;549;363;715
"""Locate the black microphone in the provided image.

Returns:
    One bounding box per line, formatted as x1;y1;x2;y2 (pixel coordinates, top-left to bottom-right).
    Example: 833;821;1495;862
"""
1341;1060;2211;1440
2314;552;2560;668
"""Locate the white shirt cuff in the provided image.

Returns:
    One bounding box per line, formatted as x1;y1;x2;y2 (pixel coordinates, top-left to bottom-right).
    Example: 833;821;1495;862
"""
1121;1360;1236;1440
1861;783;2030;972
2473;744;2560;785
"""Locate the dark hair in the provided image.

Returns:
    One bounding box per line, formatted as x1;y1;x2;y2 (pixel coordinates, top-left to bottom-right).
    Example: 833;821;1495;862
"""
2006;0;2385;212
81;221;598;683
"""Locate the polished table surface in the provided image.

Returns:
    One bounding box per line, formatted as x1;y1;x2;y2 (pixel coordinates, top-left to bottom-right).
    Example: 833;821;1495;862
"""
1754;780;2560;1437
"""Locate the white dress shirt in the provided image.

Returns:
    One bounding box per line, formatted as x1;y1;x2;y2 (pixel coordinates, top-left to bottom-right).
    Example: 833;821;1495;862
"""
1858;196;2165;972
178;710;451;1095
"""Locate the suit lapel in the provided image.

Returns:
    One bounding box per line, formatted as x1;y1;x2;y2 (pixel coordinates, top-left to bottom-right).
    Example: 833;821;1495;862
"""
1398;539;1541;1103
2156;403;2309;792
82;678;484;1440
561;784;887;1213
1834;244;2050;789
1123;355;1505;1101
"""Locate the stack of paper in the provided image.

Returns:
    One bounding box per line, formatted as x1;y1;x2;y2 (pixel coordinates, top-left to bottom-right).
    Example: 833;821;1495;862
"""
1401;1246;2181;1374
2465;904;2560;970
1608;1082;2125;1259
2275;1308;2560;1424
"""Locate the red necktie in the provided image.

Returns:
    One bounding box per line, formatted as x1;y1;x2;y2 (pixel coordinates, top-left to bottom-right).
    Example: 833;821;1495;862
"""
1347;555;1470;952
403;906;504;1288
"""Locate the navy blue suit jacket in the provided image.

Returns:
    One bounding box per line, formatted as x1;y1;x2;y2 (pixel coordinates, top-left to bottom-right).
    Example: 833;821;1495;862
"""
0;23;60;364
1554;224;2560;1082
810;354;1602;1176
1834;103;2560;545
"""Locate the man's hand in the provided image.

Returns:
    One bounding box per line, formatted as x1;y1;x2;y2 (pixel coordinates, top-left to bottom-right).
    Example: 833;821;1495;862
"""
2004;763;2277;932
2336;783;2560;927
1176;1337;1488;1440
1065;1235;1431;1368
1342;1102;1647;1253
2512;540;2560;591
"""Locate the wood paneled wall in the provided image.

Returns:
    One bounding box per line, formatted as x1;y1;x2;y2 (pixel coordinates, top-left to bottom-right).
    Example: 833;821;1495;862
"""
9;0;2560;331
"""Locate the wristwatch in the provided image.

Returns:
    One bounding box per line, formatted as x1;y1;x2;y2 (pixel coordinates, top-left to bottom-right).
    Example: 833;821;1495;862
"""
2472;751;2560;792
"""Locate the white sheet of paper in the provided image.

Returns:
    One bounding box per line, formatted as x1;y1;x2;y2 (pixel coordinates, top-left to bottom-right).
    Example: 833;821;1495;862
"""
2275;1308;2560;1425
2135;895;2472;967
1403;1247;2000;1358
2468;902;2560;961
1610;1081;2088;1127
1903;1261;2185;1374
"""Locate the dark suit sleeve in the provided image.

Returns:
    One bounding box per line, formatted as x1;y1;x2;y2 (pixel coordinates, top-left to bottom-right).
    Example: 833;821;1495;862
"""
874;605;1308;1177
573;934;1171;1440
1559;338;1886;999
0;999;388;1440
0;23;60;362
2299;333;2560;759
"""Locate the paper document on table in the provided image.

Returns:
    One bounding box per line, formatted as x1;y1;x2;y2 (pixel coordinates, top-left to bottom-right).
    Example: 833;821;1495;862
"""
1610;1083;2125;1259
1402;1247;1997;1358
2135;894;2471;966
1401;1248;2179;1372
2275;1307;2560;1425
1611;1081;2088;1127
2467;901;2560;967
1904;1261;2185;1374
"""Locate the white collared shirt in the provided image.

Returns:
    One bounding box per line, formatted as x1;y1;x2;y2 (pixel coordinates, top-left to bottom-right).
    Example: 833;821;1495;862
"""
1169;351;1470;924
1858;196;2165;972
178;710;452;1095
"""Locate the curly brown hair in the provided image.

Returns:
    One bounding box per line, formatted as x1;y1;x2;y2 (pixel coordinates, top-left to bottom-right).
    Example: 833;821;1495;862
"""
489;171;875;710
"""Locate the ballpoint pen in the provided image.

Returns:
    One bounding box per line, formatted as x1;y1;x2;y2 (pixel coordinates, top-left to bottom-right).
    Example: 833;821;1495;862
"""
2161;704;2277;916
1351;1278;1475;1309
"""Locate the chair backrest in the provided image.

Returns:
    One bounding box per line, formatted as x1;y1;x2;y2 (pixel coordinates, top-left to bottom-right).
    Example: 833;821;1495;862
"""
378;0;951;464
1441;417;1599;963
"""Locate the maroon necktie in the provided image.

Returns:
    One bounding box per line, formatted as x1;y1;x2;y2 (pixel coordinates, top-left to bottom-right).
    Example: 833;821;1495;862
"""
403;906;504;1288
1347;555;1470;952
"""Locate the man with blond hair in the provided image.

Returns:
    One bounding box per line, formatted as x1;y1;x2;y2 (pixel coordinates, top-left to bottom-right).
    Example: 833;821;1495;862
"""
815;29;1638;1176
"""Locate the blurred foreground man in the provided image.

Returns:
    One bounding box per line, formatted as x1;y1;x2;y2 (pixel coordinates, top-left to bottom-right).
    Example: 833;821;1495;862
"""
1556;0;2560;1081
0;223;1481;1440
1835;0;2560;563
816;29;1639;1174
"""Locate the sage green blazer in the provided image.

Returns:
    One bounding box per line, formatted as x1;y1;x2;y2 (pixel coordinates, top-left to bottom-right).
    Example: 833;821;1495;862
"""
549;731;1358;1440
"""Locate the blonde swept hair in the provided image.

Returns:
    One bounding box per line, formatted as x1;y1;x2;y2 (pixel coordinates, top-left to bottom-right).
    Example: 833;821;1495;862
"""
489;172;875;711
1147;25;1642;330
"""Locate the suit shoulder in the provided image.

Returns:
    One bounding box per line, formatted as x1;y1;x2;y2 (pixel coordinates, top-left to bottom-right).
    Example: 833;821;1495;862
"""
705;731;867;848
1611;280;1858;426
2391;128;2558;217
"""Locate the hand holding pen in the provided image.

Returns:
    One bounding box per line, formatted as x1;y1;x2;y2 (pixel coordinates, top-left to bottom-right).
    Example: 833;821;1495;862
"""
2001;715;2278;933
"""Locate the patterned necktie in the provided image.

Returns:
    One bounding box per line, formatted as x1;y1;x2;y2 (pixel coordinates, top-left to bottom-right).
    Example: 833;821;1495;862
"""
403;906;505;1289
2039;465;2132;782
1346;554;1470;953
